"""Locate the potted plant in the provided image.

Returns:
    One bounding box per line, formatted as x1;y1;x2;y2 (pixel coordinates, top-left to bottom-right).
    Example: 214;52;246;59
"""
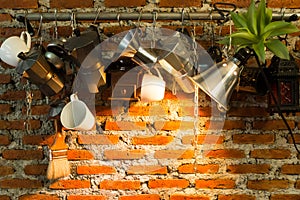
220;0;299;64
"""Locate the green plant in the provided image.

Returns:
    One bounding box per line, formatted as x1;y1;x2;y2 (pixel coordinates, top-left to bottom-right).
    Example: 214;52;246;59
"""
220;0;299;63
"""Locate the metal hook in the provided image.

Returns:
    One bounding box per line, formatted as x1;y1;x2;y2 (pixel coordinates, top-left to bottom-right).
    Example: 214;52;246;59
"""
153;11;158;28
93;7;101;24
136;8;143;28
54;9;58;39
181;8;185;32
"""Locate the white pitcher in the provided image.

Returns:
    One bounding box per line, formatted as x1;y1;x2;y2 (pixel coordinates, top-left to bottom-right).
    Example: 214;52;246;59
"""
0;31;31;67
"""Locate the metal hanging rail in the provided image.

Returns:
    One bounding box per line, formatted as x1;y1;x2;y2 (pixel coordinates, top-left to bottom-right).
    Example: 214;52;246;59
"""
15;12;299;22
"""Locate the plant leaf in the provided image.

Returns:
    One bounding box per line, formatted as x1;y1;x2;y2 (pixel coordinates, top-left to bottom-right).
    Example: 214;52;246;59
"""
265;8;272;25
247;0;258;35
267;24;300;38
265;39;290;60
231;11;248;29
257;0;266;35
263;21;299;38
252;40;266;63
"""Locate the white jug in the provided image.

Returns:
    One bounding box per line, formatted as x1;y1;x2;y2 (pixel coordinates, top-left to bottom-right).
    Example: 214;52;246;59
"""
0;31;31;67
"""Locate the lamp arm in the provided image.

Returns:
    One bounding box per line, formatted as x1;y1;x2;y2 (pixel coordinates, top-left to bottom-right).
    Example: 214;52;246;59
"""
254;53;300;155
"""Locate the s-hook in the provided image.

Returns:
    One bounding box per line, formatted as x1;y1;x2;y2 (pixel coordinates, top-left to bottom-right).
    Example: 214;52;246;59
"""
213;2;236;25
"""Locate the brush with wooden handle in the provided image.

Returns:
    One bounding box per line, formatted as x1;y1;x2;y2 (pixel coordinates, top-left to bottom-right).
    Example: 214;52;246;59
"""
47;120;70;180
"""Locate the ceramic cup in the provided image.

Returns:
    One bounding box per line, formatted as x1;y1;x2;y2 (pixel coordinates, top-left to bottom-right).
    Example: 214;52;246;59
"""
0;31;31;67
60;93;95;131
140;67;165;102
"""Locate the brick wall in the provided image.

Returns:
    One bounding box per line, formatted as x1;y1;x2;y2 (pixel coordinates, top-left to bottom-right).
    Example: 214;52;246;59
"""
0;0;300;200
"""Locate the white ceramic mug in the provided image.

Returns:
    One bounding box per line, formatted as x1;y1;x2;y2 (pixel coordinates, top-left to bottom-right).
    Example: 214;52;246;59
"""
60;93;95;131
0;31;31;67
140;67;166;102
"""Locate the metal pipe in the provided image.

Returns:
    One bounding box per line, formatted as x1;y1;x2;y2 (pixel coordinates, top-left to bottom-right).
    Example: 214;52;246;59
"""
16;12;299;22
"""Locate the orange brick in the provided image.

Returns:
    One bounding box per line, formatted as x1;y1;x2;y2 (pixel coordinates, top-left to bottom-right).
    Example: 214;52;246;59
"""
22;105;50;115
19;194;60;200
271;194;300;200
67;150;94;160
268;0;300;8
127;165;168;175
0;178;42;189
50;0;93;8
178;164;219;174
227;164;270;174
281;164;300;174
218;194;255;200
0;74;11;84
233;134;274;144
78;134;119;145
211;0;251;7
154;121;181;131
182;134;224;145
68;195;106;200
22;135;54;146
250;149;291;159
105;0;146;7
24;164;47;176
170;194;209;200
247;179;290;190
205;120;245;130
0;166;14;176
0;135;10;145
120;194;160;200
2;149;43;160
0;104;11;115
77;165;116;175
105;121;146;131
0;14;12;22
0;0;38;8
288;134;300;144
104;149;145;160
253;120;295;130
204;149;245;159
296;180;300;189
148;179;189;189
99;180;140;190
154;149;194;159
0;195;10;200
50;180;91;190
129;105;168;116
195;179;235;189
131;135;173;145
159;0;202;7
0;120;41;130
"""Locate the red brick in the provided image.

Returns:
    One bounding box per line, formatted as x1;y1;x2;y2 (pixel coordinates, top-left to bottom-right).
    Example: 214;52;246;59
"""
127;165;168;175
0;195;10;200
0;14;12;22
211;0;251;7
159;0;202;7
104;149;145;160
105;121;146;131
178;164;219;174
99;180;140;190
170;194;209;200
68;196;106;200
0;166;14;176
182;134;224;145
19;194;60;200
132;135;173;145
2;149;43;160
120;194;160;200
22;105;50;115
0;0;38;8
0;74;11;84
228;107;269;117
0;90;42;101
195;179;235;189
78;134;119;145
295;180;300;189
268;0;300;8
227;164;270;174
154;149;194;159
0;104;11;115
253;120;295;130
204;149;245;159
24;164;47;176
50;0;93;8
0;135;10;145
0;178;42;188
105;0;146;7
271;194;300;200
49;180;91;190
0;120;41;130
250;149;291;159
22;135;54;146
148;179;189;189
67;150;94;160
205;120;245;130
218;194;255;200
233;134;274;144
77;165;116;175
288;134;300;144
247;179;290;190
281;164;300;174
